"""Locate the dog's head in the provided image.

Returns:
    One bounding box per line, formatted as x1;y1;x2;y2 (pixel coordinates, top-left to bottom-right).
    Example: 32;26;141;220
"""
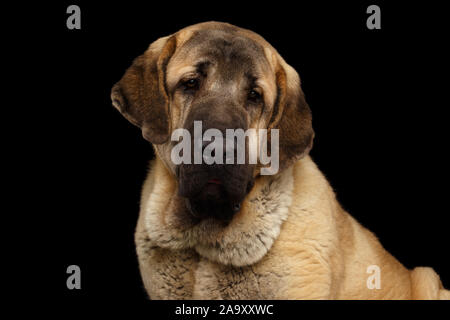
111;22;314;221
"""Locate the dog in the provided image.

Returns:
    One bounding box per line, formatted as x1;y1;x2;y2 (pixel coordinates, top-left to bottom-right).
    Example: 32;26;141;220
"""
111;21;449;299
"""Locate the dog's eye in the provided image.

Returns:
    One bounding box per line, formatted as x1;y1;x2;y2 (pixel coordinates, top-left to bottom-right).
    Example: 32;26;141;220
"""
248;89;262;102
183;78;200;90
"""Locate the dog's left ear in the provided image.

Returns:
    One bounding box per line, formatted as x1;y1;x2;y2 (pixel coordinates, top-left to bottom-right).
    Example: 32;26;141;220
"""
268;60;315;171
111;35;177;144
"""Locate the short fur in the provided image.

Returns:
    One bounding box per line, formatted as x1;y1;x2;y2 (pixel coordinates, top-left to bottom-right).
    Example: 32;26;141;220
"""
113;22;449;300
135;156;449;299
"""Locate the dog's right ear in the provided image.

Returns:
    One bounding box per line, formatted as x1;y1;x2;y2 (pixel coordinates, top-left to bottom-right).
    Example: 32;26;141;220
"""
111;35;177;144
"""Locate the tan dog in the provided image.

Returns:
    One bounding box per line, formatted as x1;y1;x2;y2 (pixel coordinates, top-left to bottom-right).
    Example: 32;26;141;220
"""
111;22;449;299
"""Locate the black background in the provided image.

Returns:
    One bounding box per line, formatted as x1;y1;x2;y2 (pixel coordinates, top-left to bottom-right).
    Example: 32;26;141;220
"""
22;1;449;306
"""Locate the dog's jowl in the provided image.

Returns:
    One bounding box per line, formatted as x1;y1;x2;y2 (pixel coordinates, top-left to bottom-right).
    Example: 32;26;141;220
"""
111;22;449;300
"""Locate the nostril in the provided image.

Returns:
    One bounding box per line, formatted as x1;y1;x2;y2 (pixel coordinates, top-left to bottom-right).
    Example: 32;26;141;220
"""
202;139;219;163
201;140;208;151
202;139;218;152
199;134;242;164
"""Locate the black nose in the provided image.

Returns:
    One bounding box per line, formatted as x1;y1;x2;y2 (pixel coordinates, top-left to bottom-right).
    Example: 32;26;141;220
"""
202;140;216;157
201;138;236;164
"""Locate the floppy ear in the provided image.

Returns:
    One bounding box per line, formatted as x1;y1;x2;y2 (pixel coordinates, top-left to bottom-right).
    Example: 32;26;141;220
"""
111;35;177;144
268;62;314;171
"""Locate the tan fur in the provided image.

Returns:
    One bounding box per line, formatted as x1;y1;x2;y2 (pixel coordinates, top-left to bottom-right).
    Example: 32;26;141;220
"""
115;21;449;300
136;155;449;300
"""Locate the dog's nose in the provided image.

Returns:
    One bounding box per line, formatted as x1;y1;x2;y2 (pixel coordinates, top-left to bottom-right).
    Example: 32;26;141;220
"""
201;137;236;164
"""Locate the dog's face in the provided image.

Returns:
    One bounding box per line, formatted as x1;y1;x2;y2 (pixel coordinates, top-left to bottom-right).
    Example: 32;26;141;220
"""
111;22;314;222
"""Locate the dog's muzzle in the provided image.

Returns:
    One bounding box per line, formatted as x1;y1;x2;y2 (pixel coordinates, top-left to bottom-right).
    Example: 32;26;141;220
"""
177;140;254;221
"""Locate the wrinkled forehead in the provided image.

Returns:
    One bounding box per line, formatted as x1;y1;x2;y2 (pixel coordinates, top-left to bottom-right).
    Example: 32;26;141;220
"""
166;28;274;88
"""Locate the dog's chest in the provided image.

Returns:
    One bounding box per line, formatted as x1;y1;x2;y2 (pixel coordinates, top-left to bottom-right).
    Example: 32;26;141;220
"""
192;256;277;299
145;247;280;300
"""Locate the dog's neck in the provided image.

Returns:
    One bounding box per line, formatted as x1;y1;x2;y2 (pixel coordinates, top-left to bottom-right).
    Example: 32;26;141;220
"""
142;155;295;267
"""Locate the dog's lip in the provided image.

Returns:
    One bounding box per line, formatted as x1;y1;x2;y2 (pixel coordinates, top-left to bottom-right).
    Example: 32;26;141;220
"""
207;178;222;185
